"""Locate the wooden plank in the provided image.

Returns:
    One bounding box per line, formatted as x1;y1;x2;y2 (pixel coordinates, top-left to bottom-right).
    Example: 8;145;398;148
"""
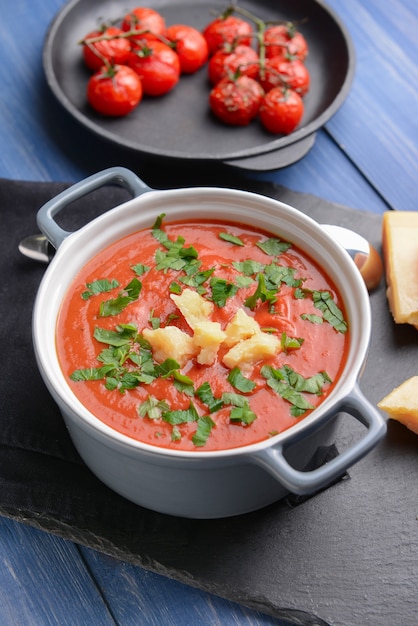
79;545;289;626
322;0;418;212
252;131;389;214
0;516;115;626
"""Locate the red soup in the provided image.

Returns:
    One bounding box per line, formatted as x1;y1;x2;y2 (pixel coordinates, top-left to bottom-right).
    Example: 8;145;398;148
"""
56;216;349;451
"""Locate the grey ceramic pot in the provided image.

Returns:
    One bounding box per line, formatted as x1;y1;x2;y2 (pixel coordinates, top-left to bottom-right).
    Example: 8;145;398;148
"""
33;167;386;518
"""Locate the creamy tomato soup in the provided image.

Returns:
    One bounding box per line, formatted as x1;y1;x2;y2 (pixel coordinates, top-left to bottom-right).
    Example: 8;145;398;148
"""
56;216;349;451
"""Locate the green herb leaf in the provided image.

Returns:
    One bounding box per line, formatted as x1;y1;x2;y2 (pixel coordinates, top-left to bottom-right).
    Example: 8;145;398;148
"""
138;396;170;420
162;402;199;425
244;273;277;310
235;275;254;288
99;278;142;317
232;259;265;276
131;263;150;276
210;277;238;307
264;263;302;289
229;402;257;425
173;371;195;395
301;313;323;325
196;382;224;413
219;232;245;246
311;290;348;333
281;332;304;352
222;392;249;407
227;367;256;393
256;237;291;256
70;365;114;382
171;425;182;441
179;267;214;288
81;278;119;300
192;415;216;447
94;324;138;346
169;282;182;294
155;358;181;378
261;365;332;417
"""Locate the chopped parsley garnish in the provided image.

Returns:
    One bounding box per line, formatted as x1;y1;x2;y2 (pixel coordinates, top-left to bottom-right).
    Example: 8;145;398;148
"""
131;263;150;276
301;313;323;325
192;415;216;446
81;278;120;300
244;273;277;310
281;332;304;352
219;232;245;246
99;278;142;317
262;365;332;417
196;381;224;413
232;259;265;275
311;290;348;333
256;237;292;256
210;277;238;307
264;263;302;289
227;367;256;393
162;402;199;425
138;396;170;420
152;214;200;273
229;402;257;426
298;289;348;333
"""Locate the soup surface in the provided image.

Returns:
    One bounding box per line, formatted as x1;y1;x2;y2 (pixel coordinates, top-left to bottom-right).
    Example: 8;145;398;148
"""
57;216;349;451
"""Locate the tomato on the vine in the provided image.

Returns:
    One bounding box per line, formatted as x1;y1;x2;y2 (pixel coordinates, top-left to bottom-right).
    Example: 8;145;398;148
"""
264;24;308;61
260;57;310;95
82;27;132;71
208;44;259;85
128;41;180;96
121;7;166;43
87;64;142;116
209;75;264;126
259;86;304;134
203;14;253;56
163;24;208;74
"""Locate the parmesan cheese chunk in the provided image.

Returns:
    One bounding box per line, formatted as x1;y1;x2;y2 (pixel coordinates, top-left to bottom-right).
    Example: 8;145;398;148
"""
223;332;280;371
378;376;418;435
142;326;198;368
382;212;418;328
170;288;214;330
193;321;227;365
224;308;261;347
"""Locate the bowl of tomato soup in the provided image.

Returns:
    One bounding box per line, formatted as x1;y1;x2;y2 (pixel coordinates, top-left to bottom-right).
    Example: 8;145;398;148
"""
33;167;386;518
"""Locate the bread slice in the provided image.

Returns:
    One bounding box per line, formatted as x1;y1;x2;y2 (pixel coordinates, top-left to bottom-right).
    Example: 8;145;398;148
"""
382;211;418;328
378;376;418;434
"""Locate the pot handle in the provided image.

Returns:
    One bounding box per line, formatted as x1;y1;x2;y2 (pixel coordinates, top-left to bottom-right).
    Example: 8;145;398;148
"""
250;384;386;495
37;167;151;248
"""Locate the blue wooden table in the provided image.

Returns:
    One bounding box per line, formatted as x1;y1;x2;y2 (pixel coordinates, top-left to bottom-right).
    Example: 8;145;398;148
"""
0;1;417;624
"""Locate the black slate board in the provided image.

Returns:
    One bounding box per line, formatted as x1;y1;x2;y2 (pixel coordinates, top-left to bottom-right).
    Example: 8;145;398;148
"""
1;172;417;626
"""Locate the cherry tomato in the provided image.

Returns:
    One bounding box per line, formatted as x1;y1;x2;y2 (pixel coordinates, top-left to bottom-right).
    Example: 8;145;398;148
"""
259;57;310;95
259;86;304;134
209;75;264;126
208;44;259;85
203;15;253;56
82;27;132;71
128;41;180;96
121;7;166;43
163;24;208;74
87;65;142;116
264;24;308;61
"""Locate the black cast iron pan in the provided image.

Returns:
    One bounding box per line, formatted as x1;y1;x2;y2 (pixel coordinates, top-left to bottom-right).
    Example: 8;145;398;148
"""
43;0;355;170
